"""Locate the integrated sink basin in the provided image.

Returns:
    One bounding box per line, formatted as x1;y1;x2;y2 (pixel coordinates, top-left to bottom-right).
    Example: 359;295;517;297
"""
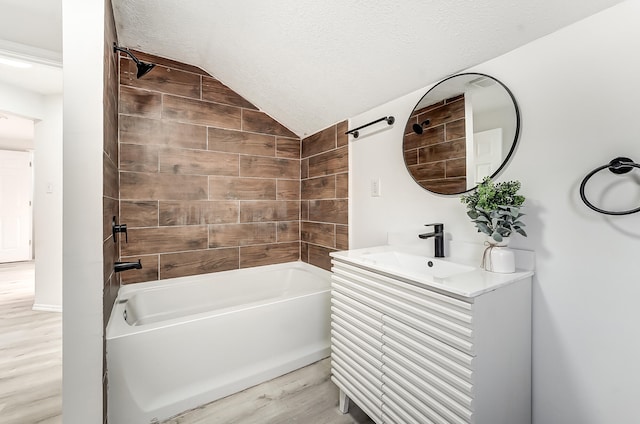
357;250;476;279
330;243;534;298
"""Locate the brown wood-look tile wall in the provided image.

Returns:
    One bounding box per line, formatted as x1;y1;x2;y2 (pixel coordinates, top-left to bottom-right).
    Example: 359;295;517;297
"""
404;96;467;193
118;52;302;284
300;121;349;271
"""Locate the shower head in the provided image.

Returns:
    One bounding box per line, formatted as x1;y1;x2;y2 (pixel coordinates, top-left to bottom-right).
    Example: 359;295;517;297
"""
113;43;156;79
135;62;156;79
412;119;431;135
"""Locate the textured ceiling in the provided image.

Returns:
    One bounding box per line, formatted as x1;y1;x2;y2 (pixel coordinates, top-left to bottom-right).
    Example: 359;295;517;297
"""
112;0;624;137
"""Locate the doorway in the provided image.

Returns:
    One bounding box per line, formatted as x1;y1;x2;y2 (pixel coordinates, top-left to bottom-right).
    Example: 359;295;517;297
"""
0;149;33;263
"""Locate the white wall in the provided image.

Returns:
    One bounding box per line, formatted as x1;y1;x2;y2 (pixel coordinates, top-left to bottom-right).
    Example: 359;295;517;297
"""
349;2;640;423
62;0;105;422
33;94;63;311
0;81;44;121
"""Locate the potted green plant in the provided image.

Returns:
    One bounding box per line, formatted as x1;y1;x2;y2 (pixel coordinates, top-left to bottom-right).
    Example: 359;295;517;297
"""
460;177;527;244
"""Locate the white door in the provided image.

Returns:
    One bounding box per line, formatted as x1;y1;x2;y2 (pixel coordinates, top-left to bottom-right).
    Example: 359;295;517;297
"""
468;128;503;186
0;150;32;263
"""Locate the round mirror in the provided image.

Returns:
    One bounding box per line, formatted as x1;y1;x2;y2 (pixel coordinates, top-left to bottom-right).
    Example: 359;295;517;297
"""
403;73;520;195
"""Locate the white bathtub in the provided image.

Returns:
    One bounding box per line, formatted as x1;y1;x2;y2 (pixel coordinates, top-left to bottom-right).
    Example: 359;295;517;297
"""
106;261;331;424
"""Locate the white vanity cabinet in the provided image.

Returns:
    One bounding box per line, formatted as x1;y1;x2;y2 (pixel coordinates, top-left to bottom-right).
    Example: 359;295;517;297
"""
330;257;532;424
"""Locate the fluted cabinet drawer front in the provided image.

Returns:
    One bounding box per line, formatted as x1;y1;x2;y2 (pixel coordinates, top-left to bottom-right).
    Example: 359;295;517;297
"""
331;331;384;367
332;276;389;312
332;261;473;318
331;374;383;424
331;356;381;403
383;364;472;423
382;342;473;400
331;291;382;332
382;388;439;424
383;376;467;424
382;395;425;424
331;315;382;352
381;411;401;424
332;269;474;353
383;315;474;380
332;341;383;386
331;287;382;320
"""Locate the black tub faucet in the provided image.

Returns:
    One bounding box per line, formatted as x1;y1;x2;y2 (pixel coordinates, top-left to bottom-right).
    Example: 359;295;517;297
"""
114;260;142;273
418;223;445;258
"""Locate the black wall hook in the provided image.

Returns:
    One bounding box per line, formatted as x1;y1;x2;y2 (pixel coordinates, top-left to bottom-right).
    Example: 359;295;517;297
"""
112;216;128;243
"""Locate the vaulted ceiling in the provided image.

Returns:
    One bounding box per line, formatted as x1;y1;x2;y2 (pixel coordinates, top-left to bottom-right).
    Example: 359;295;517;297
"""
112;0;624;137
0;1;626;138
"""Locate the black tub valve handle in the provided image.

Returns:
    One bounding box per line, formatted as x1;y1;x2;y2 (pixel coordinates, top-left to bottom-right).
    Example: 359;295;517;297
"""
112;216;128;243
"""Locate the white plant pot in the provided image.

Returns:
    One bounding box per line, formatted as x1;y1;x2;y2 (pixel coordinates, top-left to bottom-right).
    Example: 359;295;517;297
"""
482;236;515;273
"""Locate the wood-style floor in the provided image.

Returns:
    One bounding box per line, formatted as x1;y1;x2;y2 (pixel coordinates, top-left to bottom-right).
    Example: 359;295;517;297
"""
0;261;372;424
0;261;62;424
162;358;375;424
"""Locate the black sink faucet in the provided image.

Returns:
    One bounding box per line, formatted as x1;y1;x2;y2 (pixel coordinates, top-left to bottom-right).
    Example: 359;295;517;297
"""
418;223;445;258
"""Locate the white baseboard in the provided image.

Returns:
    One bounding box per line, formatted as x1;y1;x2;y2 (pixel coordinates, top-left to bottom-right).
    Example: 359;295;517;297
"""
32;303;62;313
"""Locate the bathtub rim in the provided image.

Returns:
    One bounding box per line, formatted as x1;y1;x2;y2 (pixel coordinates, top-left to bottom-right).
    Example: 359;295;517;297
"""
106;260;330;339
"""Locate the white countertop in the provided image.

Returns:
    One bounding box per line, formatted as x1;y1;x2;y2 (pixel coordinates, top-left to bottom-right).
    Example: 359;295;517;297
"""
330;244;534;298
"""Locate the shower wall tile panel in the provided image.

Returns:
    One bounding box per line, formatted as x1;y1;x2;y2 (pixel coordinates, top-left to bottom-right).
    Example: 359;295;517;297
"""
123;254;159;284
276;180;300;200
301;176;335;200
120;172;208;201
130;49;211;75
208;127;275;156
160;248;240;280
308;147;348;177
301;221;335;247
158;148;238;176
446;157;467;178
209;223;277;248
308;199;348;225
120;201;158;227
336;174;348;198
120;60;201;99
239;156;299;179
103;197;119;241
121;226;209;256
335;225;349;250
418;138;466;163
404;96;466;193
307;244;333;271
239;242;300;268
239;200;300;222
120;115;207;149
119;86;162;118
120;143;159;173
300;121;349;271
276;137;301;159
208;177;277;200
118;53;302;284
103;152;119;200
162;95;242;129
337;121;349;147
202;76;257;109
242;109;298;138
159;200;239;226
277;221;300;242
302;125;336;157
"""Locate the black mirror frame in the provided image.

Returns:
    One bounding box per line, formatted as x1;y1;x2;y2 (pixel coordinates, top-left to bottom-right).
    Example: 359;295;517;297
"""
403;72;521;195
